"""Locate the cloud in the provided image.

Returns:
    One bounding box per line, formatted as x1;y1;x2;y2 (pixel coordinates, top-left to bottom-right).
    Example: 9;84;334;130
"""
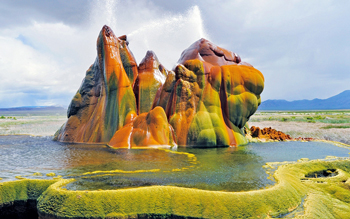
0;0;210;107
126;5;209;68
89;0;209;68
0;0;349;108
0;0;89;28
0;21;94;107
197;0;350;100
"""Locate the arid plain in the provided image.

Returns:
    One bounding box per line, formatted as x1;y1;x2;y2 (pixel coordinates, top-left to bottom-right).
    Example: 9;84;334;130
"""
250;110;350;144
1;109;350;145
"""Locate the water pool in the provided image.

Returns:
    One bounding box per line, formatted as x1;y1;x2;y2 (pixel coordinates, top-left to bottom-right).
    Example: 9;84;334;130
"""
0;135;349;192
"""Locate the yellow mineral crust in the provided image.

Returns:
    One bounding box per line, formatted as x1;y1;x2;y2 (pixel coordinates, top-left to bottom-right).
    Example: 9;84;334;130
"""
2;159;350;218
35;159;350;218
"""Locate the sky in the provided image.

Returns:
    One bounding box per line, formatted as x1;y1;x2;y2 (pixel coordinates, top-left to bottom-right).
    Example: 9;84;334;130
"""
0;0;349;108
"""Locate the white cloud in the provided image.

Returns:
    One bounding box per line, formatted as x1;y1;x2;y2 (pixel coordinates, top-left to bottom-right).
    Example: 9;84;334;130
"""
0;0;211;107
0;22;92;107
197;0;350;101
0;0;349;107
89;1;209;68
126;5;209;68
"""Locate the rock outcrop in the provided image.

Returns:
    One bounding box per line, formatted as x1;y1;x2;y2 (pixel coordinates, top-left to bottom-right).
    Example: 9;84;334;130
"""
55;26;265;148
250;126;292;141
156;39;264;147
133;51;167;114
108;107;176;148
54;26;137;143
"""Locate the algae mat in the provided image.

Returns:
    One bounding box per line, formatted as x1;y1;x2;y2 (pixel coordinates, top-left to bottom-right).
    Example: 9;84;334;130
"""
2;159;350;218
36;159;350;218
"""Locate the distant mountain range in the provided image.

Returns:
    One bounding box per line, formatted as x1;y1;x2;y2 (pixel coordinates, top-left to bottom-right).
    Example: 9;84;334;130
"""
0;106;67;116
259;90;350;110
0;106;66;111
1;90;349;112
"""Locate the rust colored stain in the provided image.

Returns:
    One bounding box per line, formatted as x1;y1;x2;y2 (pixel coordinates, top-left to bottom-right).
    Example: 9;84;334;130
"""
55;26;264;148
250;126;292;141
108;107;177;148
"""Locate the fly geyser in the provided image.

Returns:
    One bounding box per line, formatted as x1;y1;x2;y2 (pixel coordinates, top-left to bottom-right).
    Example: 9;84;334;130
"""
54;25;264;148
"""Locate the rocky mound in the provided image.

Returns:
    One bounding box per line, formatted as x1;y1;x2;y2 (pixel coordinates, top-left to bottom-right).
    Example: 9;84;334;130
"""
55;25;265;148
108;107;177;148
54;25;137;143
250;126;292;141
133;51;168;114
155;39;264;147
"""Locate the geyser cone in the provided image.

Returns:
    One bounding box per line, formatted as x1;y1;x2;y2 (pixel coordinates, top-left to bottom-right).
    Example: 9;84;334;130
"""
108;106;177;148
117;34;139;87
54;25;137;143
133;50;168;114
178;38;241;67
55;30;264;148
156;38;264;147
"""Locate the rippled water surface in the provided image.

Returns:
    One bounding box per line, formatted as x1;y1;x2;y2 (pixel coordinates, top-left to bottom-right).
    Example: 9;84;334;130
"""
0;135;349;192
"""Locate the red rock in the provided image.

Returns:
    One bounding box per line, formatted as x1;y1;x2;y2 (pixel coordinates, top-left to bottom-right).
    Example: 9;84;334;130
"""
250;126;293;141
178;38;241;67
133;51;167;114
55;27;265;148
54;25;137;143
155;39;264;147
108;107;177;148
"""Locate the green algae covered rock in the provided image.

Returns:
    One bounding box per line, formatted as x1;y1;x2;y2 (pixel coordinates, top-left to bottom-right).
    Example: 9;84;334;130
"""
0;179;57;207
37;160;350;219
54;25;137;143
133;51;167;115
2;160;350;218
55;26;264;148
156;38;264;147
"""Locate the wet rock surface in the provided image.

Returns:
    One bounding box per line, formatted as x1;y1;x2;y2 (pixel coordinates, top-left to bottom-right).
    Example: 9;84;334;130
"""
54;25;137;143
55;26;264;147
108;107;177;148
134;51;167;114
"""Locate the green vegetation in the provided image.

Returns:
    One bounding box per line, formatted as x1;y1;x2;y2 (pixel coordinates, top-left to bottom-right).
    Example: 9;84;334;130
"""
0;116;16;120
321;125;350;129
249;110;350;144
0;113;66;136
251;110;350;124
281;117;288;122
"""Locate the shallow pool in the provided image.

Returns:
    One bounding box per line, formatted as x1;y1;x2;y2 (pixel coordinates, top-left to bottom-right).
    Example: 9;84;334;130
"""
0;135;349;192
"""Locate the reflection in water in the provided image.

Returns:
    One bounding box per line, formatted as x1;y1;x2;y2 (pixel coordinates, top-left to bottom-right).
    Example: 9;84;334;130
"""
0;135;191;179
0;135;349;192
